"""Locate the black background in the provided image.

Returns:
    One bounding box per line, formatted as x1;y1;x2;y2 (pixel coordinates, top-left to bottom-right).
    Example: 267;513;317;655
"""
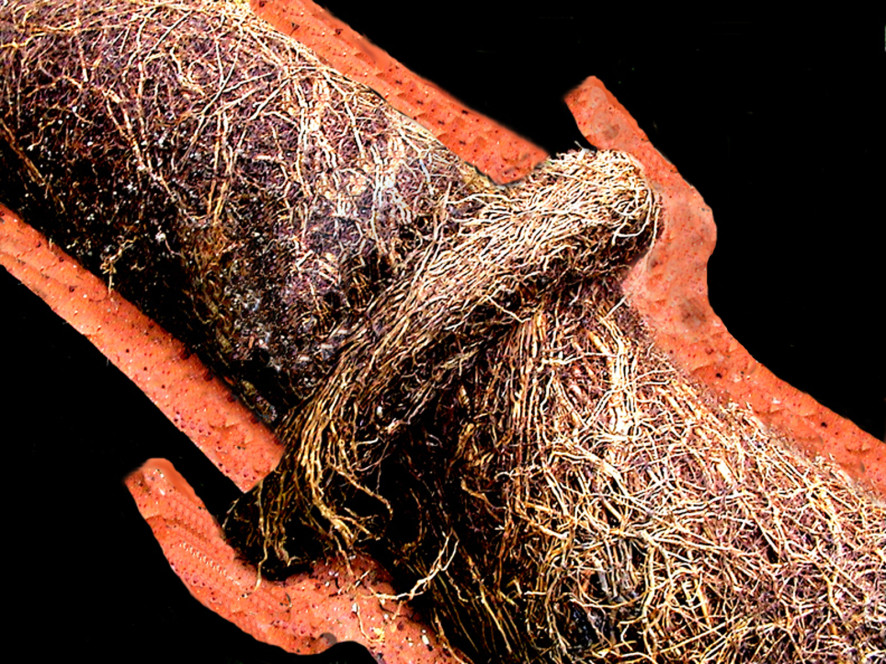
3;3;883;662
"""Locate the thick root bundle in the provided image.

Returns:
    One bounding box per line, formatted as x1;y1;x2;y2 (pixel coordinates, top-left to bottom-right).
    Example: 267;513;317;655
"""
0;0;486;420
386;282;885;661
2;2;883;663
224;148;659;568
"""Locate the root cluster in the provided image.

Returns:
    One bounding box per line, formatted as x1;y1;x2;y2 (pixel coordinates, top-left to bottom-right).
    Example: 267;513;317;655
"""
2;1;883;662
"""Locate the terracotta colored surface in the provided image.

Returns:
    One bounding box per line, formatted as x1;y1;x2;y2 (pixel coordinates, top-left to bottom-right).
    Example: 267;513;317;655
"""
0;206;282;492
127;458;455;662
249;0;547;184
563;77;884;495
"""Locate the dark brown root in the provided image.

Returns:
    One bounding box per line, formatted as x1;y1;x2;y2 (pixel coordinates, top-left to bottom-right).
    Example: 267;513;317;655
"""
0;0;487;422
